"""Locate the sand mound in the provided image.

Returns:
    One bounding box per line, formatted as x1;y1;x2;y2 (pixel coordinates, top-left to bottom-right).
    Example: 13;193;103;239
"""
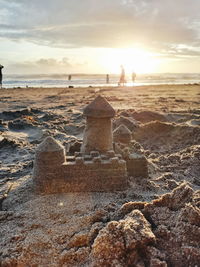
40;112;64;122
134;121;174;137
8;118;35;130
0;137;21;149
0;108;41;120
153;145;200;186
131;111;167;123
0;183;199;266
114;116;139;131
91;183;200;266
92;210;156;266
134;121;200;153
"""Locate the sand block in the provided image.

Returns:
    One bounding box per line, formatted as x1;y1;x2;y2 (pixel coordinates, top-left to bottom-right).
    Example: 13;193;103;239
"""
126;153;148;178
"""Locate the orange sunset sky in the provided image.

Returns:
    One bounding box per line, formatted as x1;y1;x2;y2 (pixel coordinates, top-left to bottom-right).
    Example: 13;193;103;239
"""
1;0;200;74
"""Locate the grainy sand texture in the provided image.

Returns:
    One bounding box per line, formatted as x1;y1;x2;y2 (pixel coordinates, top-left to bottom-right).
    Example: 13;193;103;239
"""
0;84;200;266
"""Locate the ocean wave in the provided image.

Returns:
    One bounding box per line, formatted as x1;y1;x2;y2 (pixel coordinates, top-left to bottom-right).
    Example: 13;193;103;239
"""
3;73;200;88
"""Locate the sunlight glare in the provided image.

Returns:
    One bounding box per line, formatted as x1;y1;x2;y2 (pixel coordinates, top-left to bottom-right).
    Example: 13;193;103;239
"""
101;48;159;74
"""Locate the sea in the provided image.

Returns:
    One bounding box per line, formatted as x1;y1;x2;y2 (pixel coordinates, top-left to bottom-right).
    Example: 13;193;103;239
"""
2;73;200;88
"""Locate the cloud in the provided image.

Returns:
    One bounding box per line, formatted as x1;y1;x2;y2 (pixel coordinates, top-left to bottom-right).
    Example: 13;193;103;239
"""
5;56;96;74
0;0;200;56
7;57;73;74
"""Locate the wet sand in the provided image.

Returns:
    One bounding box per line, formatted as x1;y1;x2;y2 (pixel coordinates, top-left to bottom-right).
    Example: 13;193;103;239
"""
1;84;200;112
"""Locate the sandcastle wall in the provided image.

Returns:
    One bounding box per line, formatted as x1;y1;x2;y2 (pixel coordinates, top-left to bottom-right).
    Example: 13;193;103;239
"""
34;151;127;193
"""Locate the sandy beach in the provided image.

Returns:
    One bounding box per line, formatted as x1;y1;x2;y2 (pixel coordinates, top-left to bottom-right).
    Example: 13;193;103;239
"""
0;84;200;266
1;84;200;112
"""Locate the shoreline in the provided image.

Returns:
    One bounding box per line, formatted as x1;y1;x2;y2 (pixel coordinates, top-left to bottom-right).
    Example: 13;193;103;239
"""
1;82;200;90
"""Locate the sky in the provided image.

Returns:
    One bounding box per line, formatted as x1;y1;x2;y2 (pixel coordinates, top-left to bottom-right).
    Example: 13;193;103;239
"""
1;0;200;74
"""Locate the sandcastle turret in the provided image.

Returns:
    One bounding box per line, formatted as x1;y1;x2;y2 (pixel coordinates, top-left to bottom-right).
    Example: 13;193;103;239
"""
81;95;116;153
33;136;65;191
113;124;132;144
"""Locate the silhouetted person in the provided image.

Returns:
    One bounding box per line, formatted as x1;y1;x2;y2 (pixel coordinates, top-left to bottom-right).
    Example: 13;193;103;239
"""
68;74;72;81
132;71;136;83
106;74;109;84
0;65;4;88
119;65;126;86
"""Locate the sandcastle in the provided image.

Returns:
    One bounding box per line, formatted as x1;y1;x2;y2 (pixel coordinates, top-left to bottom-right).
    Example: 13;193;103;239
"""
33;95;148;193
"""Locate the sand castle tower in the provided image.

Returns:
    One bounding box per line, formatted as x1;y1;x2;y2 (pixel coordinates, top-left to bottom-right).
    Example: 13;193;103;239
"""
33;136;66;191
113;124;132;144
81;95;116;153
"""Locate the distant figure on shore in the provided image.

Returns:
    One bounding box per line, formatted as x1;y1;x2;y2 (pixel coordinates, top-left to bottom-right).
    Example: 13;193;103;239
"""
106;74;109;84
118;65;126;86
68;74;72;81
132;71;136;83
0;65;4;88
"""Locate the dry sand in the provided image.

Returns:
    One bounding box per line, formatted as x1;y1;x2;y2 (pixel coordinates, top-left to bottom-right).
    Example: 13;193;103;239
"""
0;84;200;266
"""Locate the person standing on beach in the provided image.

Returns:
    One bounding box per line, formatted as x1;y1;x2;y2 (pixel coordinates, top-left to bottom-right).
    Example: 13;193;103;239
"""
106;74;109;84
0;65;4;88
132;71;136;84
118;65;126;86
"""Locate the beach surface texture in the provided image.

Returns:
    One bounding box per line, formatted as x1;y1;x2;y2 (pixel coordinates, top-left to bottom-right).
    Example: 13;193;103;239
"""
0;84;200;266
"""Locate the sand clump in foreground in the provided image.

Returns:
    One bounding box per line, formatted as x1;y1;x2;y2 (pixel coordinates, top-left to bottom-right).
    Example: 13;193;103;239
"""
0;84;200;266
0;182;199;266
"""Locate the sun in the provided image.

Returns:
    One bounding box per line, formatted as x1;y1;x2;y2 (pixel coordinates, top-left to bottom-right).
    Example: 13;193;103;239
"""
100;47;159;74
